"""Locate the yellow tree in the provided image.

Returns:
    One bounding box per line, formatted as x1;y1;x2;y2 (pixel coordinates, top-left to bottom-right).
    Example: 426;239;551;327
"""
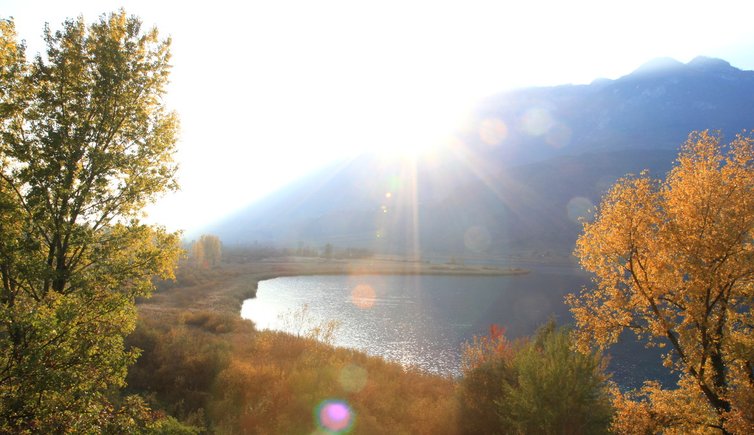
191;238;205;266
201;234;222;266
568;131;754;434
192;234;221;267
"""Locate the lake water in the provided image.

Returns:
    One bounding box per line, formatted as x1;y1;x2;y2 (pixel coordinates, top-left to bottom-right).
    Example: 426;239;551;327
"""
240;265;671;389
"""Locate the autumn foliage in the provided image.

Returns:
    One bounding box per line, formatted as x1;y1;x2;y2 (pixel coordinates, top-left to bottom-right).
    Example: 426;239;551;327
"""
127;308;459;434
569;130;754;434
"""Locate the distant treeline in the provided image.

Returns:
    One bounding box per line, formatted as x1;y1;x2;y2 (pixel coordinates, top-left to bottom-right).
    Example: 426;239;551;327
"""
222;242;374;263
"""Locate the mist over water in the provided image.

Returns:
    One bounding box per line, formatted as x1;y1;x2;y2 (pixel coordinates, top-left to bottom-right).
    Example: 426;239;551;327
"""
241;267;670;389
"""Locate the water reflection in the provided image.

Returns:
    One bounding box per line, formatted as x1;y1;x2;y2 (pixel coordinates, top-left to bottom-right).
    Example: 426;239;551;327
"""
241;270;670;388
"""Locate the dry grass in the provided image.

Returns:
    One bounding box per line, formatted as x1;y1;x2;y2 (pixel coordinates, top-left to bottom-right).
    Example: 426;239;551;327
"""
129;257;519;433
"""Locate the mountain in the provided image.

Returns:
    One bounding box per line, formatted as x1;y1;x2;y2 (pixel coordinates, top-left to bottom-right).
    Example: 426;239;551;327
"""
204;57;754;259
468;56;754;165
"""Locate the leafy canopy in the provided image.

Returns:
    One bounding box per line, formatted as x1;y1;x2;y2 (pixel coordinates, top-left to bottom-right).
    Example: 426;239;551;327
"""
0;11;180;432
568;130;754;434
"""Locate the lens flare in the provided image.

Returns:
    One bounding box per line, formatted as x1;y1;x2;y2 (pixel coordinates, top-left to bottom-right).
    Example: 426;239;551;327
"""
566;197;595;223
388;175;401;191
464;225;491;253
521;107;554;136
315;400;354;433
545;122;572;148
479;118;508;146
351;284;376;309
338;364;368;393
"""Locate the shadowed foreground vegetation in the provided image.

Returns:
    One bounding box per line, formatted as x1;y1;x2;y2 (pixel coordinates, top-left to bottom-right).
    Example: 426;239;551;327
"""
128;263;460;434
127;260;611;434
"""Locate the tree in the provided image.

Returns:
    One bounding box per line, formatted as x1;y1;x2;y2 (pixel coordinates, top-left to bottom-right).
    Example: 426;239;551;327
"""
191;237;205;265
192;234;221;267
568;131;754;434
0;12;180;432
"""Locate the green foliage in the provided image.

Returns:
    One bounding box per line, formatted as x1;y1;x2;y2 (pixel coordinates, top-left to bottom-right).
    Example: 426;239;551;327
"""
126;315;235;425
147;416;201;435
182;310;240;334
0;11;180;431
497;322;614;435
458;358;516;435
457;321;613;435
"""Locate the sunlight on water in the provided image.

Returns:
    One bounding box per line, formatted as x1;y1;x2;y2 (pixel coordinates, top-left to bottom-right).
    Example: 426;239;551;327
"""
351;284;376;309
240;272;671;388
241;274;580;375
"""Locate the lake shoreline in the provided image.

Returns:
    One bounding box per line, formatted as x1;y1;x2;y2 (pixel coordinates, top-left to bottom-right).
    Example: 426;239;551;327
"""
142;256;530;315
139;257;663;391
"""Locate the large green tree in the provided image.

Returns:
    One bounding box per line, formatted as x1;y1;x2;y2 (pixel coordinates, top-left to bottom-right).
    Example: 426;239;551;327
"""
0;12;181;432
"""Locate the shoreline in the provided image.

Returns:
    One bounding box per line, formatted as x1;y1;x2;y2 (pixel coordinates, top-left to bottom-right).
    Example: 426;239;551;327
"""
142;257;529;314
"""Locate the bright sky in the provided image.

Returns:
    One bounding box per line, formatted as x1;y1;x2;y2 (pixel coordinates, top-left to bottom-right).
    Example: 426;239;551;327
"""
4;0;754;233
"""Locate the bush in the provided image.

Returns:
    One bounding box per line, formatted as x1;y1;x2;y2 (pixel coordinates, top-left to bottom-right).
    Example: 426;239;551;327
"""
458;321;613;435
182;310;241;334
498;322;613;434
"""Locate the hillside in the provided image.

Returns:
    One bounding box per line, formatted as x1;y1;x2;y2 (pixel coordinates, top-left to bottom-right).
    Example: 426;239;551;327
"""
203;57;754;258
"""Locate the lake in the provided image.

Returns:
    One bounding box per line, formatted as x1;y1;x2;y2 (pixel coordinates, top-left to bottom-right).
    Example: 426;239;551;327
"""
240;264;671;389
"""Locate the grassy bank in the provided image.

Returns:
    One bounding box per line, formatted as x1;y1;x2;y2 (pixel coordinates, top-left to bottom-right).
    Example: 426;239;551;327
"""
128;258;525;433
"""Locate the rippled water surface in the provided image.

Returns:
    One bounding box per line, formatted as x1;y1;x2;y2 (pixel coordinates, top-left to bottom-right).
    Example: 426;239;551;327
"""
241;266;669;388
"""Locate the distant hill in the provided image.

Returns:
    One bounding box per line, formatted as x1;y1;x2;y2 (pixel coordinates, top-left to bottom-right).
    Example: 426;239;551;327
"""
203;57;754;259
469;56;754;164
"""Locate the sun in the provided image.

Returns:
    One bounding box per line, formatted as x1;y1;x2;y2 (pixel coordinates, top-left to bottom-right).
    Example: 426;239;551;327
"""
361;91;474;160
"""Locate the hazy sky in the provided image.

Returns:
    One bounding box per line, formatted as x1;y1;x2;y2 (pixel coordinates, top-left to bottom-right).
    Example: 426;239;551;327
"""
4;0;754;233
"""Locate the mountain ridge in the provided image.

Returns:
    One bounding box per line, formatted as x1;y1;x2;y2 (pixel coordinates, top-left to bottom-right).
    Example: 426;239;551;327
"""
202;57;754;259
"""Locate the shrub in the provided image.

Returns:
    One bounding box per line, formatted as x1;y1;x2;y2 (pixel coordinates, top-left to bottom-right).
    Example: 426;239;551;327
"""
458;321;613;435
497;322;613;435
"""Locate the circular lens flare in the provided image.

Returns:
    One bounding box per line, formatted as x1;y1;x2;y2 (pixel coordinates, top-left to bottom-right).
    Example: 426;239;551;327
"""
479;118;508;146
316;400;354;433
351;284;376;309
566;196;595;223
521;107;554;136
464;225;491;253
